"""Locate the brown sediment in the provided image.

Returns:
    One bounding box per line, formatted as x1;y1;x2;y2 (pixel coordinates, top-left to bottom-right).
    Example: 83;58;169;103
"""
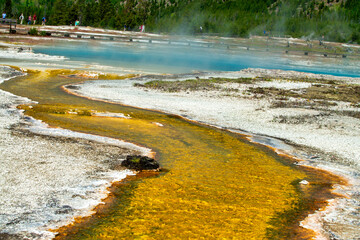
0;69;349;239
245;136;349;238
268;155;347;239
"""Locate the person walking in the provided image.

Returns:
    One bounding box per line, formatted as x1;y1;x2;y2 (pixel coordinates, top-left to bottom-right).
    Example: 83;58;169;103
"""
33;14;37;25
19;13;24;24
42;16;46;26
139;25;145;32
27;15;32;25
2;12;6;19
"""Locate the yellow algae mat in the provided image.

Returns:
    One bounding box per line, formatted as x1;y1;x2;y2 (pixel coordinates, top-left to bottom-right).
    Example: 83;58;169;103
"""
0;69;341;239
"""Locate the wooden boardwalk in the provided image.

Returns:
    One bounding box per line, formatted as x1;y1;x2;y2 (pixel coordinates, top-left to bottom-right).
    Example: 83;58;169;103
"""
0;23;359;59
0;19;17;33
35;29;229;49
0;23;222;48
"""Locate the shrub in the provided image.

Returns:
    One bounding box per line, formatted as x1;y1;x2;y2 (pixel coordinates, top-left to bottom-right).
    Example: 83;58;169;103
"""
28;28;38;36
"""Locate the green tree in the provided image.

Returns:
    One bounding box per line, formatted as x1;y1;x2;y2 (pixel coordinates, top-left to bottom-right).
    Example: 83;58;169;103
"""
345;0;360;21
82;1;98;26
98;0;114;27
50;0;68;25
122;0;138;29
1;0;359;42
4;0;12;17
68;2;79;25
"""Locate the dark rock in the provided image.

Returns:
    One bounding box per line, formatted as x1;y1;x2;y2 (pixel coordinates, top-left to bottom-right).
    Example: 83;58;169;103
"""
121;155;160;171
55;205;73;214
65;85;80;90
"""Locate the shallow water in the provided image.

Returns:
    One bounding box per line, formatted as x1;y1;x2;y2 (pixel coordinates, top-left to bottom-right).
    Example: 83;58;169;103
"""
0;70;343;239
32;41;360;77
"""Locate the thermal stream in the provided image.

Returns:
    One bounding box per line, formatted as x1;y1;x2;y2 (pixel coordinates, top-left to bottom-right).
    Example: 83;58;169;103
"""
0;69;344;239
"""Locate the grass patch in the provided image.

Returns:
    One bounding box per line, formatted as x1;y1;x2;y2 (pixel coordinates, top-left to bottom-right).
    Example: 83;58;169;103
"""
249;87;300;99
335;110;360;119
271;100;338;109
249;84;360;103
135;77;359;104
135;79;220;92
305;84;360;103
134;77;255;92
272;113;330;125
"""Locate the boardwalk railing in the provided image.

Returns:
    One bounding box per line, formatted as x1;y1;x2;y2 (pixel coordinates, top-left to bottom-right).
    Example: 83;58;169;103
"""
0;19;17;33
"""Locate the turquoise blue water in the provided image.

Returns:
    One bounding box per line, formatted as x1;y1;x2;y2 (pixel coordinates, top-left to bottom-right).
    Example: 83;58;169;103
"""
34;41;360;77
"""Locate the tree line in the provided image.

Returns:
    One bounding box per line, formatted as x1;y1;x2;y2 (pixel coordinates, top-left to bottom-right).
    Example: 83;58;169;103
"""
0;0;359;43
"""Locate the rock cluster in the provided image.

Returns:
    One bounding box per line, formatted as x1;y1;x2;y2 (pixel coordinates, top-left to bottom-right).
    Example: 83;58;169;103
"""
121;155;160;171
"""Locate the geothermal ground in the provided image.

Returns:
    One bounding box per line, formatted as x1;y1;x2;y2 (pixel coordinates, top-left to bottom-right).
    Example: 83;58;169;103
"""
0;29;359;238
0;66;146;239
67;68;360;239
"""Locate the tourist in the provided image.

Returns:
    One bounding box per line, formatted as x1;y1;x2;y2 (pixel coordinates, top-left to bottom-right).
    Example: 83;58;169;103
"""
33;14;37;25
139;25;145;32
2;12;6;19
19;13;24;24
75;19;80;26
27;15;31;25
42;16;46;26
